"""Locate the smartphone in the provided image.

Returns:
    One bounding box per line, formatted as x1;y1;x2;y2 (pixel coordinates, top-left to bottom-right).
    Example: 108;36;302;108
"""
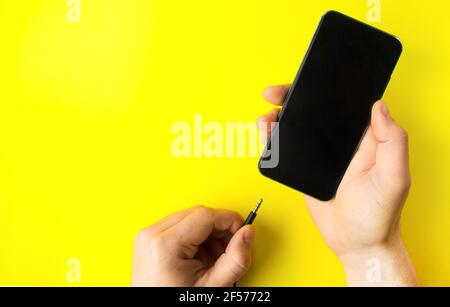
258;11;402;201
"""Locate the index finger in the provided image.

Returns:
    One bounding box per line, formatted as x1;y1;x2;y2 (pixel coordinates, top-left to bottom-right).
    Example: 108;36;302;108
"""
164;207;243;257
137;206;203;241
263;84;291;106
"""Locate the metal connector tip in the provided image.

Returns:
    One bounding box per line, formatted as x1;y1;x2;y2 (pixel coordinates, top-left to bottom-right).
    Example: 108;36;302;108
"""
252;199;263;213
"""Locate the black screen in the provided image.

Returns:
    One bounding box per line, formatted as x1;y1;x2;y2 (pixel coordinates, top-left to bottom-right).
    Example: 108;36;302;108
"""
259;11;402;201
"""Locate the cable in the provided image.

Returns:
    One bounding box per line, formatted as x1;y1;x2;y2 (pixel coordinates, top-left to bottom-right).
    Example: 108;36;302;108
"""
233;199;263;287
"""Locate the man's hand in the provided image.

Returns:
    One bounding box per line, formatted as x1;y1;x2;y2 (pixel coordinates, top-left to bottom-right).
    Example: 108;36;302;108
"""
132;206;255;286
258;85;418;286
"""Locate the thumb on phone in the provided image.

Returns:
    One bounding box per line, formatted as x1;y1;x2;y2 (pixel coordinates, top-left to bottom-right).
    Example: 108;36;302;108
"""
371;101;411;196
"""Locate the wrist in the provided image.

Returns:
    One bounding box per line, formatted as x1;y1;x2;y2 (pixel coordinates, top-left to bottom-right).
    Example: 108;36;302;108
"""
338;234;418;287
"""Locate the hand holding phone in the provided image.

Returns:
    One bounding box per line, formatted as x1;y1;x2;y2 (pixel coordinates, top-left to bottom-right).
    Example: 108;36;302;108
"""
257;11;417;285
258;85;417;286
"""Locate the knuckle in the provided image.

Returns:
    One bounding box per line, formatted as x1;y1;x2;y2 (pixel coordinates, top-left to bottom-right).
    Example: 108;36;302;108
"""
403;173;412;191
192;205;206;210
135;228;153;246
227;254;252;281
194;206;212;218
147;234;173;261
388;171;411;196
148;234;167;251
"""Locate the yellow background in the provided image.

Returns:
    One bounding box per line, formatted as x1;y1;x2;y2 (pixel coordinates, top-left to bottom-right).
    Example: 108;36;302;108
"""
1;0;449;286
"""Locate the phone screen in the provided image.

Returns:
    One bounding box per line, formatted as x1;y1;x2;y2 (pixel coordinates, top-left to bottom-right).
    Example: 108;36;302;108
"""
259;11;402;201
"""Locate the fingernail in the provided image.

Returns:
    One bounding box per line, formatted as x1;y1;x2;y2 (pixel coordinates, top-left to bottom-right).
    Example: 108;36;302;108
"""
243;227;255;245
381;102;390;117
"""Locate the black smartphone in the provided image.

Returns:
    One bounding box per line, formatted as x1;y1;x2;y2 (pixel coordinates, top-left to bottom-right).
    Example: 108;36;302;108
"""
258;11;402;201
